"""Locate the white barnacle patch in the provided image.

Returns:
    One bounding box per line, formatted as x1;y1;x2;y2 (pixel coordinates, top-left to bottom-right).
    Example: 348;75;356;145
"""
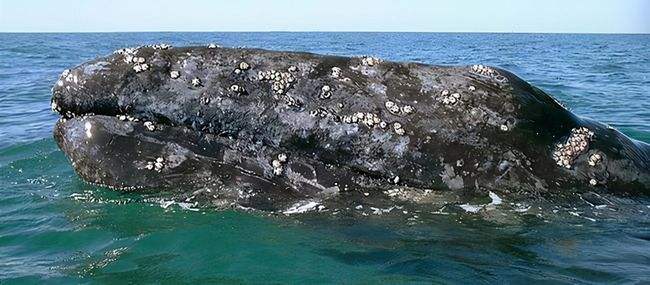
340;111;386;130
470;64;507;83
84;121;93;138
62;69;75;84
439;90;461;106
207;43;219;49
151;43;171;50
385;101;415;116
170;70;180;79
259;69;296;96
145;157;165;172
471;64;497;76
500;124;509;131
143;121;156;131
116;47;143;73
271;153;288;176
401;105;415;114
51;101;59;112
361;56;382;66
331;67;342;78
230;84;246;94
552;127;595;169
320;85;332;99
361;113;379;127
133;63;149;73
124;54;149;73
354;112;364;123
199;96;210;105
468;85;476;91
238;61;250;70
587;153;603;166
288;65;298;72
191;77;202;87
385;101;400;114
589;178;598;186
393;122;405;135
60;69;71;79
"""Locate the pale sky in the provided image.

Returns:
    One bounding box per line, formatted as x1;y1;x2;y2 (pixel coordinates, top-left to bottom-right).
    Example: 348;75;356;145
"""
0;0;648;33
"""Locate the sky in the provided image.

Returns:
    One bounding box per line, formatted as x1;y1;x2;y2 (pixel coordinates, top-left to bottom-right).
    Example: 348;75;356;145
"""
0;0;648;33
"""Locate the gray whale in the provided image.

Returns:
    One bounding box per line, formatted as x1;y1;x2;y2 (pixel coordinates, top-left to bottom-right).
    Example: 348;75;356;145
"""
51;45;649;210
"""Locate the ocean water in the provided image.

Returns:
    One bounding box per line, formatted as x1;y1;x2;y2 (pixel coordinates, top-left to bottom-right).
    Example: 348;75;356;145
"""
1;32;649;284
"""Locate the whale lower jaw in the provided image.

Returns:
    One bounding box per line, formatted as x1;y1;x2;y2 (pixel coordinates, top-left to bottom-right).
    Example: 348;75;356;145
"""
54;114;363;210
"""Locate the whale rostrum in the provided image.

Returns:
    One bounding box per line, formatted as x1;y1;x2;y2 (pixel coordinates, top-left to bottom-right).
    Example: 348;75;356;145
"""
51;45;650;210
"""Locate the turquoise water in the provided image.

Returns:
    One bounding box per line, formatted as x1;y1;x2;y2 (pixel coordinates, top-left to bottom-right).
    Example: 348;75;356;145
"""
1;33;649;284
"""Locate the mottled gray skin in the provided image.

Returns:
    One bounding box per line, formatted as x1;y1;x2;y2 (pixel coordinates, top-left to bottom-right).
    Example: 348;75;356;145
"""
51;46;649;210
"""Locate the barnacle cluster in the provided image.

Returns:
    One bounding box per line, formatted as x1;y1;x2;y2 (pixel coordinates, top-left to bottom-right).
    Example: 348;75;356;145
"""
361;56;382;66
191;77;202;87
331;67;342;78
281;95;302;108
170;70;180;79
341;112;387;129
309;108;331;118
552;127;595;169
132;62;149;73
143;121;156;131
55;69;71;88
471;65;508;82
207;43;220;49
258;68;296;95
113;47;138;55
471;64;497;76
145;157;165;172
234;61;250;74
393;122;405;135
116;48;149;73
51;100;59;112
385;101;415;115
151;43;171;50
588;153;603;166
438;90;461;105
320;85;332;99
229;84;246;94
117;115;139;122
271;153;288;176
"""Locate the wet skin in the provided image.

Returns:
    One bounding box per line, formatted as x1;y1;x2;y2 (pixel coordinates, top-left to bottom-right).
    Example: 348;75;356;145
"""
51;46;650;209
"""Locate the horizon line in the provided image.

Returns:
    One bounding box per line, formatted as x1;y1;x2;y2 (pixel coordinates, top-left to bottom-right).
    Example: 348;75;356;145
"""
1;30;649;35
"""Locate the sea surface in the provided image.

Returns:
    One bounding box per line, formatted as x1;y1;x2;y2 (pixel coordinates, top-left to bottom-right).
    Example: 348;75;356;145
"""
1;33;649;284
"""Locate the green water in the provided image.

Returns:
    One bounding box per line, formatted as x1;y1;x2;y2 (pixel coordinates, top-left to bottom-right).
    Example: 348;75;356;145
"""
1;33;649;284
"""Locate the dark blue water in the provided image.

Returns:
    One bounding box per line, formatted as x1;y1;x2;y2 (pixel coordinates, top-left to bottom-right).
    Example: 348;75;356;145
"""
1;33;649;284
